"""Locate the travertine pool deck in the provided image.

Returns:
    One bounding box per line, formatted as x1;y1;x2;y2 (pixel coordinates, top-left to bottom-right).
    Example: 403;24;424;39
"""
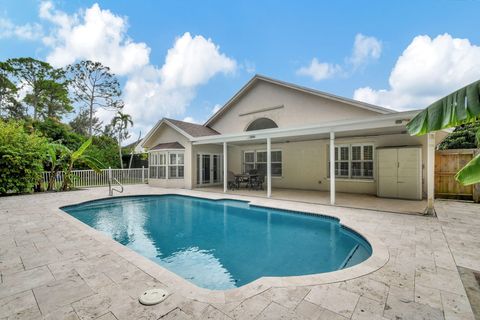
0;185;478;319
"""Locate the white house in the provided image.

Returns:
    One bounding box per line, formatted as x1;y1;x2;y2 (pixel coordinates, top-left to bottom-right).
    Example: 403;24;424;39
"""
141;75;446;212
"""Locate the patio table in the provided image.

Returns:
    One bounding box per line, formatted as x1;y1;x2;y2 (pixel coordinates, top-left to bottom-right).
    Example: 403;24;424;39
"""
234;173;259;189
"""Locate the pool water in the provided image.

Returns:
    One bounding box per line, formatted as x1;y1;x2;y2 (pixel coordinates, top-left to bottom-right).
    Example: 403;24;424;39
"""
62;195;371;290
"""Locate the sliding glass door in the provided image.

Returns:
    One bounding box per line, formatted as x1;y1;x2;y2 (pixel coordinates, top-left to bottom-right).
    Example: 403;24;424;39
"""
196;153;222;185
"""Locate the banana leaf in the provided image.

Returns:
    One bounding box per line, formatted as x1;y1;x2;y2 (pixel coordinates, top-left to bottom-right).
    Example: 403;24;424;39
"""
406;80;480;136
406;80;480;186
455;154;480;186
72;138;92;161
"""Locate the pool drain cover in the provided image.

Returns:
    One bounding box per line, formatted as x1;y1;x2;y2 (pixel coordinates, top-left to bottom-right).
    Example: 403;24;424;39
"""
139;288;168;305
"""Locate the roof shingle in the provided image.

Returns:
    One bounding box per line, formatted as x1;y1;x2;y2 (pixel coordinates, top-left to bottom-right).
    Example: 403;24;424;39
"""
165;118;219;137
151;142;185;150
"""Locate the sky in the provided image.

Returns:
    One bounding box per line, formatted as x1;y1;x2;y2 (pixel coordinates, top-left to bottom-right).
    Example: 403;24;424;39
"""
1;0;480;141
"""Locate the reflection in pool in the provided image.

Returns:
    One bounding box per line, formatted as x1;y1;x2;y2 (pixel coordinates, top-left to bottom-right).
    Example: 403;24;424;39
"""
62;195;371;290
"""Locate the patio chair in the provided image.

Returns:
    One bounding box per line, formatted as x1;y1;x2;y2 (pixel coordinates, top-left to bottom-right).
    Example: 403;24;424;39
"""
227;171;239;190
250;175;264;191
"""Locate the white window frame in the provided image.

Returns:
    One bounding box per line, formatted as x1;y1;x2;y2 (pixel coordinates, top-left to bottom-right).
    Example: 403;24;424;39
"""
149;150;184;180
243;150;255;173
168;151;185;179
242;149;282;177
350;144;374;179
328;144;374;180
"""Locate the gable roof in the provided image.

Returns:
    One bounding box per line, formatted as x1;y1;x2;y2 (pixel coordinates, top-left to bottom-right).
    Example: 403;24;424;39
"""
165;118;219;137
141;118;219;148
150;141;185;150
204;74;395;126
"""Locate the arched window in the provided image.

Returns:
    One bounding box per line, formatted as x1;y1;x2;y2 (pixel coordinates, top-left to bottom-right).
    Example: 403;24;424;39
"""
245;118;278;131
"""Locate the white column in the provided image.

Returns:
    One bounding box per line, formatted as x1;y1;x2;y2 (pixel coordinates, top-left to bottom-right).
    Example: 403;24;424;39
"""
166;153;169;180
330;132;335;205
223;142;228;193
427;132;435;214
267;137;272;198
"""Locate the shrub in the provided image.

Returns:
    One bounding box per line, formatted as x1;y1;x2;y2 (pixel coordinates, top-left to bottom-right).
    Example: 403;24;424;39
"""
0;120;49;194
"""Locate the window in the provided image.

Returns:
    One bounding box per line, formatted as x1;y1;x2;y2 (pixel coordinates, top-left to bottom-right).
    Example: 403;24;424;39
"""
244;151;255;173
328;144;374;179
351;145;373;178
169;152;184;179
245;118;278;131
149;151;183;179
243;150;282;177
149;152;166;179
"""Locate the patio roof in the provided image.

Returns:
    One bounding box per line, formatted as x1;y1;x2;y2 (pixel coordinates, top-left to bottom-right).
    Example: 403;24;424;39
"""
193;110;421;145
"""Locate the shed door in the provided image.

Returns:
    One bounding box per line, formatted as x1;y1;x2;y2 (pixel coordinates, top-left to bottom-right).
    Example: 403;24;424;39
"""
377;149;398;198
398;148;422;200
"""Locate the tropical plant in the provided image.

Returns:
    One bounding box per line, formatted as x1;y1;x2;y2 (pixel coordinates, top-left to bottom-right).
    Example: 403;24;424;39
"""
83;135;120;169
45;142;69;191
67;60;123;136
59;138;104;191
0;119;49;194
31;118;85;151
111;111;133;169
406;80;480;185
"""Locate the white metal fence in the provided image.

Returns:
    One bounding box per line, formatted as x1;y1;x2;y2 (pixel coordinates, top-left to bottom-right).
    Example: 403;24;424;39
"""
42;167;148;190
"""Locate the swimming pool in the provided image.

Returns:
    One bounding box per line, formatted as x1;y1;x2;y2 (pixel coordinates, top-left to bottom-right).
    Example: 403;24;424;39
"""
62;195;371;290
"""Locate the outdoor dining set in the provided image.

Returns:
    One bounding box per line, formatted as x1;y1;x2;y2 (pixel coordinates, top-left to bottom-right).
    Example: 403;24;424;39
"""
227;170;265;191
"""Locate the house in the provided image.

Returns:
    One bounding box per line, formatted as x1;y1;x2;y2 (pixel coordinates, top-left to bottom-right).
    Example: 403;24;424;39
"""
141;75;446;212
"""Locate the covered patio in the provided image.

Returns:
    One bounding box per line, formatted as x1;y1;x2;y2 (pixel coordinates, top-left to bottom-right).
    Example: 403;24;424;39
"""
195;186;428;214
192;111;439;215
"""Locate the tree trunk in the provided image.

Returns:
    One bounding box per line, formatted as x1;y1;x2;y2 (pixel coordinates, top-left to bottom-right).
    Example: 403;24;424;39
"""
118;132;123;169
128;131;142;169
88;96;94;137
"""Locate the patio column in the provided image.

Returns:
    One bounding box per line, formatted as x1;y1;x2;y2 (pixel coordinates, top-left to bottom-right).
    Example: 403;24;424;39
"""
223;142;227;193
330;132;335;205
267;137;272;198
427;132;435;214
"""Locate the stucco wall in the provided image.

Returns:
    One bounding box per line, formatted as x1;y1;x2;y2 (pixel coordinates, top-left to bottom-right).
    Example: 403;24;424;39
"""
226;133;433;197
146;124;193;189
209;81;383;134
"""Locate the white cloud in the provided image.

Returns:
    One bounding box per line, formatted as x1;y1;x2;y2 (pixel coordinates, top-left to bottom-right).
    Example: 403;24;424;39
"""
353;33;480;110
296;58;341;81
0;17;43;40
297;33;381;81
350;34;382;69
122;32;236;134
160;32;236;89
33;2;236;140
39;1;150;75
182;116;200;124
211;103;222;115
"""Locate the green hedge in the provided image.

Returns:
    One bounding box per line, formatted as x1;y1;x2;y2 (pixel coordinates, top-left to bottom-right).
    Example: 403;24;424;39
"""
0;120;49;194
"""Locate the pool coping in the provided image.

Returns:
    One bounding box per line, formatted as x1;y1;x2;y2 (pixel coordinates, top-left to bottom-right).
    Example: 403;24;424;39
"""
52;191;390;304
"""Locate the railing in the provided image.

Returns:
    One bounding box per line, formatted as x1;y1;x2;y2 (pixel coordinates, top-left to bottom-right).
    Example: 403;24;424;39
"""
42;167;148;191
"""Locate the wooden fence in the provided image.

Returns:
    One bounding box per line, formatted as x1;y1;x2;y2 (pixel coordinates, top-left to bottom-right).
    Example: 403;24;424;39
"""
42;167;148;191
435;149;479;202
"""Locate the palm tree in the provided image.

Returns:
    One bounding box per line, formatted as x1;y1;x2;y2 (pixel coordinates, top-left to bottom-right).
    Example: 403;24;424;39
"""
406;80;480;185
112;111;133;169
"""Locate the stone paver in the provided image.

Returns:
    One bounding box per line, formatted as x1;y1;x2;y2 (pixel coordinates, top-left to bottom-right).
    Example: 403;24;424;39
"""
0;185;478;319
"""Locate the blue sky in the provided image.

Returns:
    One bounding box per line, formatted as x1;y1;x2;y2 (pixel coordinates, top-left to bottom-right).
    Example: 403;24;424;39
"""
1;0;480;139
